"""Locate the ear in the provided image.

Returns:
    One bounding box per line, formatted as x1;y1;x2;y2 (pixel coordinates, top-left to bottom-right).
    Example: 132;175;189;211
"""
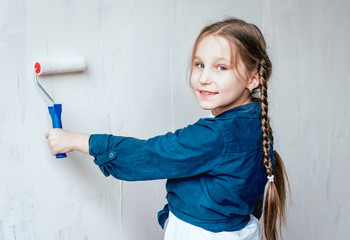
247;71;260;90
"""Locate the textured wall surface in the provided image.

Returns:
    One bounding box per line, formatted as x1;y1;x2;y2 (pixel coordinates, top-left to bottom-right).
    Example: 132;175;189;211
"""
0;0;349;239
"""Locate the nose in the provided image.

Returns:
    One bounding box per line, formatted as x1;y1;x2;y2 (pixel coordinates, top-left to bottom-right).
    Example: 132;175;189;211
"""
199;69;211;85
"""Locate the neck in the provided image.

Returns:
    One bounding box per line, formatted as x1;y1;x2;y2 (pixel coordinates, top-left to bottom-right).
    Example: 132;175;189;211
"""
212;94;252;116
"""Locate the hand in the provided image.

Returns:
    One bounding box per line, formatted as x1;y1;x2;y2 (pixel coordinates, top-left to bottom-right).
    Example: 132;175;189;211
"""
45;129;75;156
45;129;90;156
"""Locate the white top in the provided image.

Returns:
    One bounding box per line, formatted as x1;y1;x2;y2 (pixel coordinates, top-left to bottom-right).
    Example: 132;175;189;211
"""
164;211;262;240
208;111;215;118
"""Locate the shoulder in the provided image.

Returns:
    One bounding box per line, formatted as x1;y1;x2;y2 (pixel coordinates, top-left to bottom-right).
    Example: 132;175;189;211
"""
172;117;224;146
212;102;262;152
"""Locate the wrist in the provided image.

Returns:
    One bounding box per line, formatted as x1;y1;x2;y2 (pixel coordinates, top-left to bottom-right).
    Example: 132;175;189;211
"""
72;133;90;154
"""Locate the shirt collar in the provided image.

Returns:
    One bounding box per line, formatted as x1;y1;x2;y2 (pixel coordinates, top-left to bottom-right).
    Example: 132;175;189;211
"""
213;101;261;119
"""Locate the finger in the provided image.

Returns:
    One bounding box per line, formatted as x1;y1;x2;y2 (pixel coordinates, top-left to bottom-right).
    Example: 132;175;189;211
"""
45;131;49;139
51;149;58;156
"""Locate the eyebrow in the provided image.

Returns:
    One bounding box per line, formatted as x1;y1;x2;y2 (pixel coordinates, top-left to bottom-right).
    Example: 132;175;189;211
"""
193;56;231;63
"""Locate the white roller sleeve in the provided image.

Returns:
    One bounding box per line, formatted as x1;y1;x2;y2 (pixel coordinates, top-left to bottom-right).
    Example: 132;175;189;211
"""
34;57;87;75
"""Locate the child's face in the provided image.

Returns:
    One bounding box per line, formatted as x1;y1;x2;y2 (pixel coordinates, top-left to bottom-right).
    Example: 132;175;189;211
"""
190;35;253;116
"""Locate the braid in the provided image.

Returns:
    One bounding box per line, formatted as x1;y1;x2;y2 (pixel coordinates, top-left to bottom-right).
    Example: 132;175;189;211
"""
260;75;272;176
260;60;289;240
259;59;274;144
258;60;273;176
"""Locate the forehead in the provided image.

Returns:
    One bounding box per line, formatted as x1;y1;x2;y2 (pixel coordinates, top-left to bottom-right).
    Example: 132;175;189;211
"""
195;35;234;61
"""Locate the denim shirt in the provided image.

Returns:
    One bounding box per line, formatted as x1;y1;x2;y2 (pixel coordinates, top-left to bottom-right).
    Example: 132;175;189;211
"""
89;101;272;232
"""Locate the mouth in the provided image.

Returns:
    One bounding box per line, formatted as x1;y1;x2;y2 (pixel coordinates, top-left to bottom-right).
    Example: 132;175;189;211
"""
199;90;218;97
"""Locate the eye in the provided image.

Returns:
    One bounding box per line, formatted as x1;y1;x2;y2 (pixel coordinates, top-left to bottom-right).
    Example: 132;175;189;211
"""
195;63;204;69
217;65;227;71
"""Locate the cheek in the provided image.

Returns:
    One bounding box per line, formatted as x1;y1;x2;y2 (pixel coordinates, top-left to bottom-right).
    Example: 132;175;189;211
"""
190;73;197;89
190;77;194;90
220;77;246;97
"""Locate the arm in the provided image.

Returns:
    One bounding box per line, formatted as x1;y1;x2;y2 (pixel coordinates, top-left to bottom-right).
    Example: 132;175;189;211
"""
45;118;224;181
89;119;224;181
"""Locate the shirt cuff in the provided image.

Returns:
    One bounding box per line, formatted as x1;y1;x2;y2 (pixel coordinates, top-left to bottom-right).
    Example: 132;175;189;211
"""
89;134;118;177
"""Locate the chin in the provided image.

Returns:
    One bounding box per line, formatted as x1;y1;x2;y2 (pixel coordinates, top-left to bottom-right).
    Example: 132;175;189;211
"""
198;103;215;111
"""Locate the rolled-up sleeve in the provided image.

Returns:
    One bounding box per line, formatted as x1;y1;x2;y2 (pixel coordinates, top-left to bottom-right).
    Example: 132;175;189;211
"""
89;119;224;181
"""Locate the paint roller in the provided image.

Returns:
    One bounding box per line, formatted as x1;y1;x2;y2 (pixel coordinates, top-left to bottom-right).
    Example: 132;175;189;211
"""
34;57;87;158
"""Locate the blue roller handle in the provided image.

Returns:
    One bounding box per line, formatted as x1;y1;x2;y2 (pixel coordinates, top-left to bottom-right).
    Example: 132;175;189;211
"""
48;104;67;158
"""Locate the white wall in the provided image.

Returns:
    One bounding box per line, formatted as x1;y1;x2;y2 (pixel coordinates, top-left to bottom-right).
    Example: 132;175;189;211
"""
1;0;349;239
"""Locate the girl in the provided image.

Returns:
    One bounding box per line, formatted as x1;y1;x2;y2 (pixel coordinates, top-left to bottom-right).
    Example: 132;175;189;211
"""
46;17;289;240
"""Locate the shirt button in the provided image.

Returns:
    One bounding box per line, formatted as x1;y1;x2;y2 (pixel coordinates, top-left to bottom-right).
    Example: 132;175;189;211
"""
109;152;114;158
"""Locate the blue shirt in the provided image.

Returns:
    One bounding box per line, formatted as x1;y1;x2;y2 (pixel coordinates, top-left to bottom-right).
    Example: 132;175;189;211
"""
89;101;272;232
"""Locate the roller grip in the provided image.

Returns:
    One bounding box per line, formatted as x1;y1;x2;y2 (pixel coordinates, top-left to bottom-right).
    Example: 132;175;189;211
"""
48;104;67;158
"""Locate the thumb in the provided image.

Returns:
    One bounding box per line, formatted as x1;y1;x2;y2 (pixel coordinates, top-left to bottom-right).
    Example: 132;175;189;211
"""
45;131;50;139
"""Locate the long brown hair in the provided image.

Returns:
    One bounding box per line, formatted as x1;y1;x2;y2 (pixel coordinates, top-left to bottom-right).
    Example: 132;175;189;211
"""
190;18;290;240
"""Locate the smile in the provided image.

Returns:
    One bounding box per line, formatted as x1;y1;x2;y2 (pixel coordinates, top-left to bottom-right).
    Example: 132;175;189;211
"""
199;90;218;98
200;90;218;95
